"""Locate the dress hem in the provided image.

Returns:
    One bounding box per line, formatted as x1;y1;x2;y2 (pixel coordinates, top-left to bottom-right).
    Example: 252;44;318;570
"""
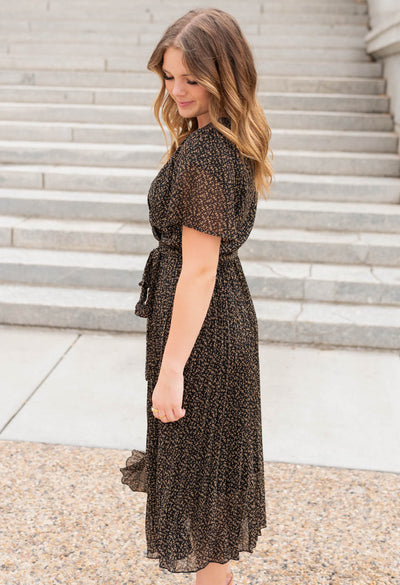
145;523;268;574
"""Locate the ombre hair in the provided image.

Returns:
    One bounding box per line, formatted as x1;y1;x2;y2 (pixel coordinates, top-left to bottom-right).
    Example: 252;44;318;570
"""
147;8;274;200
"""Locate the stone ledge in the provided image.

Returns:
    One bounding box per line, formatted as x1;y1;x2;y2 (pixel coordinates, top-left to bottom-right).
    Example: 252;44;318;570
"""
365;11;400;57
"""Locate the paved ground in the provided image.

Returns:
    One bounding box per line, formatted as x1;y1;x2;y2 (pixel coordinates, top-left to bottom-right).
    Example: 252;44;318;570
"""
1;440;398;585
0;324;399;584
1;324;399;472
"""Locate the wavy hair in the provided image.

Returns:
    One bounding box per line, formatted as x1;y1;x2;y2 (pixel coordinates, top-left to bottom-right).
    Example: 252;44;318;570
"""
147;8;274;200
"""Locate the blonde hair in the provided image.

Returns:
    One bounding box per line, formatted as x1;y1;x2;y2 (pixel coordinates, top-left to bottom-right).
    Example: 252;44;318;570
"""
147;8;274;200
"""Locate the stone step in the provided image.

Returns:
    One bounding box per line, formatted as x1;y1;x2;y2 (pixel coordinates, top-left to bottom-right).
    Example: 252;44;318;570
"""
0;55;381;77
272;150;400;177
0;281;145;333
255;200;400;233
256;1;368;13
0;104;393;132
2;216;400;267
0;140;167;168
0;247;399;309
248;34;368;48
134;23;370;37
0;71;386;94
253;297;400;350
0;282;398;349
128;58;383;78
0;0;367;8
258;93;390;114
151;2;368;13
265;174;400;203
0;121;396;153
0;1;368;16
145;14;369;26
200;47;376;63
0;189;148;223
0;11;370;27
1;43;373;62
247;226;400;266
0;86;390;113
2;190;400;233
0;1;369;18
245;259;400;307
0;140;398;176
0;21;370;38
0;32;370;49
0;166;399;203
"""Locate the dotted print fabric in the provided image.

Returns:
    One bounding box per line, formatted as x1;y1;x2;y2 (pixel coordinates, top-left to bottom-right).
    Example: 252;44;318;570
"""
120;117;267;573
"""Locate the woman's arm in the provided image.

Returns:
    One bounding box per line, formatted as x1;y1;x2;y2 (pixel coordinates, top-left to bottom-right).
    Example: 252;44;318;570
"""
151;225;221;422
160;224;221;375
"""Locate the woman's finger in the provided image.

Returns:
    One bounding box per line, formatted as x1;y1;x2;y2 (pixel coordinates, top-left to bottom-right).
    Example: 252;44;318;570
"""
165;408;175;422
157;410;169;423
152;407;165;421
160;410;182;423
152;406;185;423
173;407;186;420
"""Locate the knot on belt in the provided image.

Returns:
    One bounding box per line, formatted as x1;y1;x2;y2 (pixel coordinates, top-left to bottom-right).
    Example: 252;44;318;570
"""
134;246;160;318
134;241;238;319
134;241;179;319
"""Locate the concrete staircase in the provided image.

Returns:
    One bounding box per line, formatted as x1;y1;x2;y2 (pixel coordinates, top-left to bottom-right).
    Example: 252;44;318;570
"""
0;0;400;350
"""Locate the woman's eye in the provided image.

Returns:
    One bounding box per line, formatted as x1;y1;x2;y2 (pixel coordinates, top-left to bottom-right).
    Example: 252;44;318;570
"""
162;74;197;85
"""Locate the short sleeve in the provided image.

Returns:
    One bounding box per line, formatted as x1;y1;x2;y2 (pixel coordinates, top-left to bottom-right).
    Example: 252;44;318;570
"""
169;129;237;240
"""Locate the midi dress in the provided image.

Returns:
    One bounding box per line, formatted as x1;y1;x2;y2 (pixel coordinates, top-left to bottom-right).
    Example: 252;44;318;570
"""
120;116;267;574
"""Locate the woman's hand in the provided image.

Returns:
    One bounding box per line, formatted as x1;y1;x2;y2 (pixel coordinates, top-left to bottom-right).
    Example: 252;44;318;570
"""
151;365;186;423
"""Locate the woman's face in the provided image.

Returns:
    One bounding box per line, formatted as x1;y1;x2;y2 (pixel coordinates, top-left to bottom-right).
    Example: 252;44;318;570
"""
162;46;211;128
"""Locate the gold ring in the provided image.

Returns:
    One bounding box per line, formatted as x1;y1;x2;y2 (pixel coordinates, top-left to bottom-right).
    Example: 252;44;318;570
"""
152;407;167;420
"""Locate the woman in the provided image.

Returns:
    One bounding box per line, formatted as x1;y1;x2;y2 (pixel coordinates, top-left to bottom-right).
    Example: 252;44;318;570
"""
120;8;274;585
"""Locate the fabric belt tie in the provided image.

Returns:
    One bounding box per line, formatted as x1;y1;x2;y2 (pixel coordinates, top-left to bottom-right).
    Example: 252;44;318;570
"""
134;240;238;319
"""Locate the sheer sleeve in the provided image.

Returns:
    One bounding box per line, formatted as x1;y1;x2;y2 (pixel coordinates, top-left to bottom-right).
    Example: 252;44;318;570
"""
169;129;238;240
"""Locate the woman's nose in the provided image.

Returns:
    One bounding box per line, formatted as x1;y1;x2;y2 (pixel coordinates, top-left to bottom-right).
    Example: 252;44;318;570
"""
172;81;187;98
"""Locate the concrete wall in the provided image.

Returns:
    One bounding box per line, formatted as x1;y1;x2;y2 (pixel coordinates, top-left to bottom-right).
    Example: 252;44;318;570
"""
365;0;400;149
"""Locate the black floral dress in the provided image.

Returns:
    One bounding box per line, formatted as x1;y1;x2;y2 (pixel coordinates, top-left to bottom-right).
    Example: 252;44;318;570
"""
120;117;267;573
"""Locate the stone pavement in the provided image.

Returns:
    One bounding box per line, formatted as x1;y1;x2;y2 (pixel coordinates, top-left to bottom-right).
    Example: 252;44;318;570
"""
1;440;399;585
0;441;399;585
1;324;399;473
1;324;399;584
